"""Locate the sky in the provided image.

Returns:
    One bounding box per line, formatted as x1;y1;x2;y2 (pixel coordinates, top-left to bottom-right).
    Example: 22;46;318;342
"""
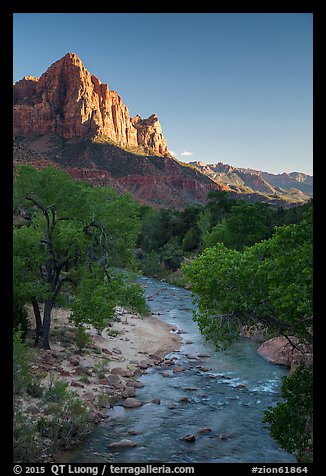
13;13;313;176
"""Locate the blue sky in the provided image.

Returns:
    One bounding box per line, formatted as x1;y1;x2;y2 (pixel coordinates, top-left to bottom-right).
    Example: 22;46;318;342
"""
13;13;313;175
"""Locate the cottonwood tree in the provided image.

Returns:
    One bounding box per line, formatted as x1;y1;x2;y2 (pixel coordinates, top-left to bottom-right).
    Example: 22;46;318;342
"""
183;207;313;347
183;209;313;459
14;165;144;349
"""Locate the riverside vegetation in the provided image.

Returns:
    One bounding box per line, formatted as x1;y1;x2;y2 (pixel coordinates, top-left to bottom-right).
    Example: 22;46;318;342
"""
13;165;313;462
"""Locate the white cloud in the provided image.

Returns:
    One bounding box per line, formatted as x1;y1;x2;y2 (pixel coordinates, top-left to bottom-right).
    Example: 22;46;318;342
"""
169;150;177;156
180;151;193;157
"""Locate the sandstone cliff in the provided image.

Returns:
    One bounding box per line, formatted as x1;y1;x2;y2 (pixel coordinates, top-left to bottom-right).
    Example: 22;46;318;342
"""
13;135;221;209
190;161;313;204
13;53;168;156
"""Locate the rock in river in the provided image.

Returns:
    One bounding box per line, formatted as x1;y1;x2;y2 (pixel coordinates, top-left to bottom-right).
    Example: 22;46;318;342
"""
108;439;138;448
183;434;196;442
123;398;143;408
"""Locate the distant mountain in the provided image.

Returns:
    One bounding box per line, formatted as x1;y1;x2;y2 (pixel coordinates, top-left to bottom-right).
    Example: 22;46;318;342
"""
13;53;311;209
189;161;313;204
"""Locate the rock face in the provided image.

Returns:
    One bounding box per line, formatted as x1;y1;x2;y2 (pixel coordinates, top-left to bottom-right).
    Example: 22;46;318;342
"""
257;336;313;372
190;161;313;205
13;53;168;156
13;135;221;209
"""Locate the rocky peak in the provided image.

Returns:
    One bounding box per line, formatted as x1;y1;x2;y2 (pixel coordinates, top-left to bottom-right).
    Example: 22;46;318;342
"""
13;53;168;155
13;76;39;103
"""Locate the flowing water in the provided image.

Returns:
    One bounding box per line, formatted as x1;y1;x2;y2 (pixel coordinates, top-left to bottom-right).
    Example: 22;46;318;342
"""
58;276;296;463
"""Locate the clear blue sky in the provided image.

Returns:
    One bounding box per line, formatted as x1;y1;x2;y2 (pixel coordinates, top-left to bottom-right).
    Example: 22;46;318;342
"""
13;13;313;175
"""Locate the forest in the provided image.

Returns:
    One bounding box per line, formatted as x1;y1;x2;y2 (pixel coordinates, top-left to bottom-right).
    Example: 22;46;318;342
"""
13;165;313;462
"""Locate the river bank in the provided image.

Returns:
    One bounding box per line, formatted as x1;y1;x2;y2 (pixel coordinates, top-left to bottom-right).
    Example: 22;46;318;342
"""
17;303;181;462
56;276;297;464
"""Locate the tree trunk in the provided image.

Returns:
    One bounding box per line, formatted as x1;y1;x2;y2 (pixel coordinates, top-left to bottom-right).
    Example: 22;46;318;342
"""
32;299;43;346
42;299;53;350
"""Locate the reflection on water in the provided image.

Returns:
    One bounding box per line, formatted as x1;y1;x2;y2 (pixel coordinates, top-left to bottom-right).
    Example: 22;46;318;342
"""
57;276;296;463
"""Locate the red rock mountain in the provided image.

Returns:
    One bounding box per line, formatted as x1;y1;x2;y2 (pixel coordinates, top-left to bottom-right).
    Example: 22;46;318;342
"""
13;53;228;208
13;53;168;156
13;53;304;208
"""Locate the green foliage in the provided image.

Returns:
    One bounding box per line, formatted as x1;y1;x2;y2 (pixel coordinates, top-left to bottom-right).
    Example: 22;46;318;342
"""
97;391;113;408
94;357;110;378
160;237;184;271
136;192;312;278
70;265;148;334
70;269;116;334
13;410;38;463
13;328;33;395
203;202;275;250
74;325;92;352
183;208;313;347
139;250;162;277
182;227;200;251
13;165;142;348
42;379;70;404
13;296;30;337
264;364;313;461
118;279;150;316
13;224;49;303
39;379;91;451
197;208;212;249
206;190;234;226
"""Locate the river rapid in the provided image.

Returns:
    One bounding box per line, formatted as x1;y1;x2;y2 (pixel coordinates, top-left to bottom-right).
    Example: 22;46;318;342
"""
58;275;296;463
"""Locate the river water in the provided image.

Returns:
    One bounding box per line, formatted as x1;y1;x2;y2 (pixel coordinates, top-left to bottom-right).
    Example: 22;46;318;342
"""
59;276;296;463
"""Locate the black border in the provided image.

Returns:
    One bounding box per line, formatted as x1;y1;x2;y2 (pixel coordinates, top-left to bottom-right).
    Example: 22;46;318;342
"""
5;1;320;471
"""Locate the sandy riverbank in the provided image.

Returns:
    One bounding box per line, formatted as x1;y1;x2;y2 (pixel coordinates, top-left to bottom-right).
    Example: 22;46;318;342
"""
17;306;181;462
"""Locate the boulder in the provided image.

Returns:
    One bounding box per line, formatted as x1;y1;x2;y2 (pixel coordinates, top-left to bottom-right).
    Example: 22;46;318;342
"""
183;434;196;442
199;427;212;434
172;366;184;374
111;367;134;377
179;396;191;403
122;398;142;408
121;387;136;398
70;381;84;388
257;336;312;368
106;374;122;387
26;403;40;414
127;380;145;388
108;439;137;448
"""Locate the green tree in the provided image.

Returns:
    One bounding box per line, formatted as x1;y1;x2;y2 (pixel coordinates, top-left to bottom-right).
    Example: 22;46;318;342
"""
204;201;276;250
184;209;313;458
206;190;234;226
13;165;143;349
160;237;184;271
182;227;200;252
264;364;313;462
183;208;312;347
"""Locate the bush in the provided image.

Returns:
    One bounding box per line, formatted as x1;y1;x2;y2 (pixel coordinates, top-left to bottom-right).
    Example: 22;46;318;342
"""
139;250;162;277
40;379;91;450
13;328;32;395
160;238;184;271
264;364;313;462
75;325;92;352
13;410;37;463
13;296;30;338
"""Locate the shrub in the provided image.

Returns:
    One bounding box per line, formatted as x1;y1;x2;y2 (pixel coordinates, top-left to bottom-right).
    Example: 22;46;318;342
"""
13;410;37;462
39;379;91;450
13;328;32;395
264;364;313;462
139;250;162;277
75;325;92;352
13;297;30;338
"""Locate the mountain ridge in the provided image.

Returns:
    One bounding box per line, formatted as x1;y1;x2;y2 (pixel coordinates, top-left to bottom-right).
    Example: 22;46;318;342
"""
13;53;312;209
188;161;313;203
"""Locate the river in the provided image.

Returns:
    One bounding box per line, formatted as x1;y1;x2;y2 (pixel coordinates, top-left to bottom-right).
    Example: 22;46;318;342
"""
58;275;296;463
